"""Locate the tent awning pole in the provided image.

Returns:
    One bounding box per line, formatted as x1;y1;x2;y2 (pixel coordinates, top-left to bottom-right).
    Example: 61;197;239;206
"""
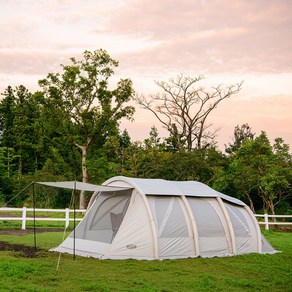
33;182;37;252
73;181;76;260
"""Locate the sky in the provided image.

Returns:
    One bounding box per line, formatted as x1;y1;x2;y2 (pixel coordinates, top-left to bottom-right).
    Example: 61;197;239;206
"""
0;0;291;150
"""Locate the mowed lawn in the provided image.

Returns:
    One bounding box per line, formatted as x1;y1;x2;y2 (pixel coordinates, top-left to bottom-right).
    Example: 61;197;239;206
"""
0;229;291;292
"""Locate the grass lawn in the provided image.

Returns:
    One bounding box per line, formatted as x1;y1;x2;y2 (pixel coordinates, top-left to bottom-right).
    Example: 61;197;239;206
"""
0;228;291;291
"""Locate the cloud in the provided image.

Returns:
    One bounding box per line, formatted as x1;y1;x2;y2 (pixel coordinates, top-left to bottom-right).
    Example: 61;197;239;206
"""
108;0;292;74
0;48;75;75
209;92;292;148
0;0;291;147
1;0;291;78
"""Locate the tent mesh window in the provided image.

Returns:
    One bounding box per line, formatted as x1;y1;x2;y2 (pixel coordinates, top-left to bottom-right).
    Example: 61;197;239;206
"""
74;191;131;243
187;197;230;257
224;202;256;254
149;196;189;238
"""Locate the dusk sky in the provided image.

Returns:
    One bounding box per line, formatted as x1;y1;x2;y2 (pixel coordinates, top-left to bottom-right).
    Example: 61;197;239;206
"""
1;0;291;149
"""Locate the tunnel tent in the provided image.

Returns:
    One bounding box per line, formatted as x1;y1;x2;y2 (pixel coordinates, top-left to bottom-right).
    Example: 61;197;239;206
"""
48;176;276;259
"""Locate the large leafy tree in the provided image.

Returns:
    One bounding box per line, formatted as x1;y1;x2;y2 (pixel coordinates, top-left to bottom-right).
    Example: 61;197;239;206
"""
0;86;45;175
136;75;243;150
221;132;291;214
0;86;15;148
0;86;50;206
38;49;135;208
0;147;16;203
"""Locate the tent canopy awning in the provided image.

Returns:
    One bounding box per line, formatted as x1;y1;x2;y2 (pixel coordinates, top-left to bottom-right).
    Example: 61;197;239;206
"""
35;181;132;192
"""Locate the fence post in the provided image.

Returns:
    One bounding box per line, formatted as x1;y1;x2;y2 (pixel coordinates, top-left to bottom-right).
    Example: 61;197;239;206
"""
22;207;27;230
65;208;70;228
264;213;269;230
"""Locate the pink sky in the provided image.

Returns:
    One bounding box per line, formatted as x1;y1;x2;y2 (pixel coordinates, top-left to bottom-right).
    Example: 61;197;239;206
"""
0;0;291;149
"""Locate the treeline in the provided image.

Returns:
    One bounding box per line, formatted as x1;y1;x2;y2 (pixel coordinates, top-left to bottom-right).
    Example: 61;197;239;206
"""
0;50;291;214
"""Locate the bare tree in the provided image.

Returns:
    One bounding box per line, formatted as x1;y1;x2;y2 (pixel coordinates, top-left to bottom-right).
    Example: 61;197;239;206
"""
136;75;243;150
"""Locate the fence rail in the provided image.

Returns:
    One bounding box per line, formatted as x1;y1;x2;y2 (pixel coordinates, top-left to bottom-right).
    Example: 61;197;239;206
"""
0;207;291;231
0;207;86;229
255;214;292;230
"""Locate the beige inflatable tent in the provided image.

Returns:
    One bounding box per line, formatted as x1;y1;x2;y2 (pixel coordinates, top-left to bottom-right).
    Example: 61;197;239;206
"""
50;176;276;259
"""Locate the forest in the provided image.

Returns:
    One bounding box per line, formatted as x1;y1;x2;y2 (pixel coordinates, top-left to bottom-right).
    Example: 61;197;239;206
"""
0;49;291;215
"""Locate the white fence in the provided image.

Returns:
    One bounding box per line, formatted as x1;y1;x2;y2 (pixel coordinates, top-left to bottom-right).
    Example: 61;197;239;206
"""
0;207;86;229
0;207;291;231
255;214;292;230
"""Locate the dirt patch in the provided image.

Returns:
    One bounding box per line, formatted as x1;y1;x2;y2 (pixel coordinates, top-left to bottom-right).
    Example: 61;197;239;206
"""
0;229;64;257
0;241;39;258
273;225;292;232
0;212;20;218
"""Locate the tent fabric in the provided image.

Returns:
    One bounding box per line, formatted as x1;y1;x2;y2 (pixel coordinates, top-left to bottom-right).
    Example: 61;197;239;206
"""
104;176;245;205
50;176;277;260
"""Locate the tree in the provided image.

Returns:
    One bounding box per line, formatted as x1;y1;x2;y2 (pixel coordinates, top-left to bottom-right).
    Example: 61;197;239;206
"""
0;86;16;148
136;74;243;150
0;86;45;175
39;49;135;208
220;154;258;213
144;126;162;149
0;147;16;203
225;123;255;155
226;132;291;215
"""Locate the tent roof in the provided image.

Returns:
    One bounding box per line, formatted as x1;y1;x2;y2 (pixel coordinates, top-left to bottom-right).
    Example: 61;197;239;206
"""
36;177;244;206
36;181;132;192
104;176;245;206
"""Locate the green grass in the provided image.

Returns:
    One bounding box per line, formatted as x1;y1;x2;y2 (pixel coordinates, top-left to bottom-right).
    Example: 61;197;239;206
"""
0;219;78;230
0;229;291;291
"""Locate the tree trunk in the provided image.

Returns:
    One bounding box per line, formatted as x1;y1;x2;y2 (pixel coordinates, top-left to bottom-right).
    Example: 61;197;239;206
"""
78;144;89;209
18;156;22;177
7;148;10;178
35;152;38;173
187;131;193;151
245;191;255;213
260;187;270;215
269;200;277;223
